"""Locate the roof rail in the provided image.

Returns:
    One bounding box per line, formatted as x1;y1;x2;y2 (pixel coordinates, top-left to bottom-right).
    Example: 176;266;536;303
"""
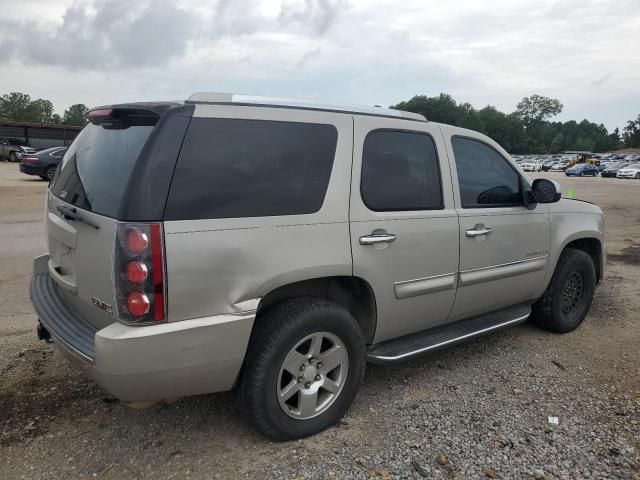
186;92;427;122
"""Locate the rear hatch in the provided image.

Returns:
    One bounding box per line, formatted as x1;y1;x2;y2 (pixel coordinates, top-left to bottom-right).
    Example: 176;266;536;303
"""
46;104;185;329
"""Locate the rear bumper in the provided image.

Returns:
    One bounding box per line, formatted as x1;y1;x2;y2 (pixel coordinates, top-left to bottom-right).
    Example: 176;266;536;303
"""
30;255;255;401
20;163;45;176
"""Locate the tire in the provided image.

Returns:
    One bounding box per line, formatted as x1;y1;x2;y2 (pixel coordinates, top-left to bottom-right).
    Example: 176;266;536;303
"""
9;151;17;162
239;297;366;441
532;248;596;333
44;165;56;181
636;173;640;180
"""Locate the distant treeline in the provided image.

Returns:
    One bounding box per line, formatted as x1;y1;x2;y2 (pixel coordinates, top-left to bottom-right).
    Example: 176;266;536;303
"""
392;93;640;154
0;92;87;127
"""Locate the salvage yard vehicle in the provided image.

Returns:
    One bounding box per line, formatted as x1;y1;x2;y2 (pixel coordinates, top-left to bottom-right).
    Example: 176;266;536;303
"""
30;93;605;440
550;161;570;171
0;137;37;162
616;163;640;179
565;163;599;177
19;146;67;180
601;162;629;178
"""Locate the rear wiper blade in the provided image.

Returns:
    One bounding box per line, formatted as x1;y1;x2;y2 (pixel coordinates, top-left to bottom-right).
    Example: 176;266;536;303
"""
56;205;100;229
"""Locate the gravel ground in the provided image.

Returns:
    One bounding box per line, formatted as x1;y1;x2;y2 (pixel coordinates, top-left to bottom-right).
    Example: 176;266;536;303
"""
0;162;638;479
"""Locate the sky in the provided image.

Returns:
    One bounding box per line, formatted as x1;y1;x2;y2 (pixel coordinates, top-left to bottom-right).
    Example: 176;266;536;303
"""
0;0;638;131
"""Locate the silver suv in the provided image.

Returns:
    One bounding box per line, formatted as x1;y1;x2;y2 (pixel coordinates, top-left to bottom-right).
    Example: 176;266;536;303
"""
30;93;605;440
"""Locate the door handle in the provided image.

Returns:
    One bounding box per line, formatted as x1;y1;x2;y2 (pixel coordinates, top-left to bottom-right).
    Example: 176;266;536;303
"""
359;233;397;245
466;224;492;237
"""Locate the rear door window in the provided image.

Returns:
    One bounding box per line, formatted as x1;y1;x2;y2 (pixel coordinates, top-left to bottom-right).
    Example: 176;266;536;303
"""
360;130;443;211
50;120;155;218
164;118;338;220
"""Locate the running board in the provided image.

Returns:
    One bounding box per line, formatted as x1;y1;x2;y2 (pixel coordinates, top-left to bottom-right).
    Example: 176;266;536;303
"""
367;304;531;364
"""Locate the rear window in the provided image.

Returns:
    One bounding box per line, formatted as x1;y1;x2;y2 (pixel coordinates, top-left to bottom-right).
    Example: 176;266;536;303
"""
50;120;155;218
165;118;338;220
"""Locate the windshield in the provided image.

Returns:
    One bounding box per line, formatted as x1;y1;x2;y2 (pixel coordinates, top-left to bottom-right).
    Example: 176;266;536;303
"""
50;120;156;218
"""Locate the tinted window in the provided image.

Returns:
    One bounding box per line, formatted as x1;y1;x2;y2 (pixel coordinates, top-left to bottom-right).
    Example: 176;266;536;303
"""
452;137;522;208
50;122;155;217
361;130;442;211
165;118;338;220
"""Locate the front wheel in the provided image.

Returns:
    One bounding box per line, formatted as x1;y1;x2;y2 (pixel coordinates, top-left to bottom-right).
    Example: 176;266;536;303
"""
636;173;640;179
532;248;596;333
240;298;365;440
9;152;17;162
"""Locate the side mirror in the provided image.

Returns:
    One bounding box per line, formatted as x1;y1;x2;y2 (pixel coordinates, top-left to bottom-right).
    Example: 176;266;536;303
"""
531;178;561;203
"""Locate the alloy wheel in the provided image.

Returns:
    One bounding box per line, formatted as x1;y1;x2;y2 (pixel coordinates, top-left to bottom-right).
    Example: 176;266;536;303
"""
277;331;349;420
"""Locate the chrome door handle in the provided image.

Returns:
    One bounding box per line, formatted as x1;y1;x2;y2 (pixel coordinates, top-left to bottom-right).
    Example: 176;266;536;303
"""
466;225;492;237
359;233;397;245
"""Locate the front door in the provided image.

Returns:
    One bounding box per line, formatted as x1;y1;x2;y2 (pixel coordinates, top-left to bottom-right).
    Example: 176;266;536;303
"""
444;131;551;321
350;116;459;343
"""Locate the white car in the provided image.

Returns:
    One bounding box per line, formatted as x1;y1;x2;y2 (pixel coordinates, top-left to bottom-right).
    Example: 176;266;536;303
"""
521;162;542;172
550;162;569;172
616;163;640;179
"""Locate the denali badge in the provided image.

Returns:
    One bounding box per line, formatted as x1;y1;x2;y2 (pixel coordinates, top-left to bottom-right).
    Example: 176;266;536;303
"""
91;297;113;314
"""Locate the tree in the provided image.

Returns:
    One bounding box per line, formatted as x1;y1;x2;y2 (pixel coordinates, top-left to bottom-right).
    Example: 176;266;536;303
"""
514;94;563;124
0;92;32;121
622;115;640;148
26;98;55;123
63;104;88;126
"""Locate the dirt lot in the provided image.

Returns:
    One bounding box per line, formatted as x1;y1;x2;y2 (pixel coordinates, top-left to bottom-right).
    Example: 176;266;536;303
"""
0;162;638;479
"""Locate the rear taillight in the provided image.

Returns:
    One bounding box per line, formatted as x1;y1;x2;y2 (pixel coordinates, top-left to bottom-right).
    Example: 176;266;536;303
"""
21;155;38;164
115;223;166;323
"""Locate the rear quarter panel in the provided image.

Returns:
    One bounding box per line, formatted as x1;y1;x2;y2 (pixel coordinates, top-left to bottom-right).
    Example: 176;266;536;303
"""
164;105;354;321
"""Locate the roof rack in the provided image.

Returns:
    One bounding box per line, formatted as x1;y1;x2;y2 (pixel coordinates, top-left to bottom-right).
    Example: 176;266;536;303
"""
186;92;427;122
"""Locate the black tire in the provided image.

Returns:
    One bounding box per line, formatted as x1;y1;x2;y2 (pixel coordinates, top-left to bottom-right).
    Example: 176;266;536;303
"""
239;298;366;441
9;151;17;162
44;165;56;181
532;248;596;333
636;173;640;180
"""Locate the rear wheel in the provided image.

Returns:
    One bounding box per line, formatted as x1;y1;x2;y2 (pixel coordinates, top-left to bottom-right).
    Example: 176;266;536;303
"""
636;173;640;179
9;151;17;162
44;165;56;181
532;248;596;333
240;298;365;440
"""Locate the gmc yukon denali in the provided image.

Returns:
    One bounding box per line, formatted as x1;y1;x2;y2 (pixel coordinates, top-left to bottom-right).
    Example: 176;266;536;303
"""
30;93;605;440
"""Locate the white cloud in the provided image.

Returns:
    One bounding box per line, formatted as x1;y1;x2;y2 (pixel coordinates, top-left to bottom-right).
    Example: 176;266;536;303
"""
0;0;638;130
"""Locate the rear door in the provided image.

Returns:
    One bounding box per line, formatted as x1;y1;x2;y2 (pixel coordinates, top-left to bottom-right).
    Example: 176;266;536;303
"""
442;128;551;321
47;110;161;329
350;116;459;343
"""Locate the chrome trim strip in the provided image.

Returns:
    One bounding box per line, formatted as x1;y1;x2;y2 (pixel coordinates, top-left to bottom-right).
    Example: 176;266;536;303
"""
367;313;530;362
394;272;457;299
459;256;548;287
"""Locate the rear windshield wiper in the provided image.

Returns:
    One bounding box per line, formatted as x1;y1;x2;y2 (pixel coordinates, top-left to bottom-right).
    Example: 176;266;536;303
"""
56;205;100;229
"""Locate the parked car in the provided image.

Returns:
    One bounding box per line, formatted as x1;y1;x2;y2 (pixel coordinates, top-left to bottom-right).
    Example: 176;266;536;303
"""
521;161;543;172
616;163;640;179
601;162;629;177
19;146;67;180
0;137;38;162
550;161;569;171
565;163;599;177
30;94;605;440
542;160;558;171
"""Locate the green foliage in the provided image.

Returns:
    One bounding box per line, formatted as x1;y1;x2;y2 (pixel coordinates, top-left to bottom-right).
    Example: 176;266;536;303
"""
622;115;640;148
514;94;563;123
62;104;88;126
391;93;635;154
0;91;87;126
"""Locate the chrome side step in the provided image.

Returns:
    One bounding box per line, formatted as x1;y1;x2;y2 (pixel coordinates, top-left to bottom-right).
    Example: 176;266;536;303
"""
367;304;531;364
